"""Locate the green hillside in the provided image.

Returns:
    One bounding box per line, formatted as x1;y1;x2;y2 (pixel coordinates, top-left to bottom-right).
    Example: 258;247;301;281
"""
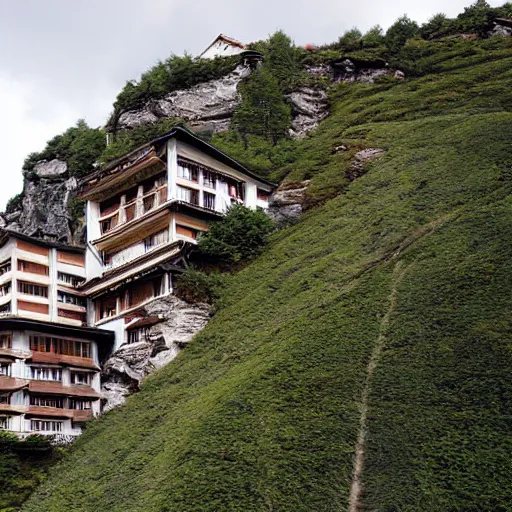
21;35;512;511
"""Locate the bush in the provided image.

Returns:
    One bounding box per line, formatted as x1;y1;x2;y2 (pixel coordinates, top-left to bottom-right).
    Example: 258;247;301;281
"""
174;268;225;304
4;193;23;214
22;120;105;179
198;205;274;264
385;15;420;52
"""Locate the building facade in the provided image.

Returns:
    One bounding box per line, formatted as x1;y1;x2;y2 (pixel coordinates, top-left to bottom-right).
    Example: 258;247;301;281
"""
0;232;113;438
80;127;274;351
0;126;274;438
199;34;247;59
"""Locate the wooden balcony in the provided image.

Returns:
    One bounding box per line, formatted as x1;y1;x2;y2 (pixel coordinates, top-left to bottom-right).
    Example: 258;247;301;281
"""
30;351;99;370
0;376;29;392
28;381;100;399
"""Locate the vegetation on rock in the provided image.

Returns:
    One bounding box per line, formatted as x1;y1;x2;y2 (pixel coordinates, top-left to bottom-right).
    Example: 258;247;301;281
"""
22;120;105;179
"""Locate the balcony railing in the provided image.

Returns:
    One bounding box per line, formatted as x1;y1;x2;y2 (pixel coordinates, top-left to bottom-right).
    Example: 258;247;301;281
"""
99;185;168;235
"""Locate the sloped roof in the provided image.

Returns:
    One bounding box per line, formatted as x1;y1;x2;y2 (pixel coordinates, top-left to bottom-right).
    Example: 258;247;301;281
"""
81;126;276;199
199;34;247;58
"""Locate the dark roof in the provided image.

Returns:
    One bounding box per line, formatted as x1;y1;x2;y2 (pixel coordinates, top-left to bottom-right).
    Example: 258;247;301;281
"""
0;229;85;254
82;126;276;189
0;317;114;344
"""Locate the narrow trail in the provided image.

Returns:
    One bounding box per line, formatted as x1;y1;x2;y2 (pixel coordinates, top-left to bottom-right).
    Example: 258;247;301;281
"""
348;261;409;512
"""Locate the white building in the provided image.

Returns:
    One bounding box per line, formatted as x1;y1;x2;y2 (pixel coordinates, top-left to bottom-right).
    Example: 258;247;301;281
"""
199;34;247;60
80;126;275;351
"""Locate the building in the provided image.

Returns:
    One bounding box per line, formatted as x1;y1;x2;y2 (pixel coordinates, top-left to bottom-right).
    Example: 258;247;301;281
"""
0;231;114;438
80;126;275;350
0;126;274;438
199;34;247;59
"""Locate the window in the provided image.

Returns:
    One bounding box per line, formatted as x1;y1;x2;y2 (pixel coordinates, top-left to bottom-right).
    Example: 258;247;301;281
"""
177;164;198;182
57;272;85;287
30;336;90;358
17;260;49;276
127;327;151;344
100;196;120;216
0;416;11;430
257;188;271;201
0;393;9;404
203;192;216;211
100;215;118;234
0;303;10;314
97;297;117;320
126;278;162;309
30;367;62;382
71;372;91;386
203;171;216;189
0;332;12;348
0;260;11;276
143;230;168;252
69;399;92;410
30;396;63;408
0;363;11;377
0;282;11;297
176;186;199;205
57;291;86;307
17;281;48;298
30;419;62;432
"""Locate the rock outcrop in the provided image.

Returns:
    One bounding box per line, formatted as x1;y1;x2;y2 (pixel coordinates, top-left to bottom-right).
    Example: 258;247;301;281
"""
0;159;82;244
287;87;329;138
267;180;311;226
115;64;252;135
101;295;211;411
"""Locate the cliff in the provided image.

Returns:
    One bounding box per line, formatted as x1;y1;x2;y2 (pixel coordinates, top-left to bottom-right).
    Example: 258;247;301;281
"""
0;159;83;244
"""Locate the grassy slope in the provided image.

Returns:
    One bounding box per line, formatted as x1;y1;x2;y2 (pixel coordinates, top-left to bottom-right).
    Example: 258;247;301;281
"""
22;38;512;512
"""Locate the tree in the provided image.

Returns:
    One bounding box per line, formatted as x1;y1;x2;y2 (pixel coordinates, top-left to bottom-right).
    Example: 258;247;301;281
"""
362;26;385;48
385;15;420;52
234;67;291;145
263;30;301;90
337;28;363;52
456;0;494;34
420;13;457;40
198;205;274;263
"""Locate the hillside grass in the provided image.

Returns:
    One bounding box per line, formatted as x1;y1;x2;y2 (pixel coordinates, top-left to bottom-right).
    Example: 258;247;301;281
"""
21;37;512;511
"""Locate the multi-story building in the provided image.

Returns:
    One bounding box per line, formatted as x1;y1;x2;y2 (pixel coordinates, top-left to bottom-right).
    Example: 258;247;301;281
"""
0;231;113;438
80;126;275;350
0;125;274;438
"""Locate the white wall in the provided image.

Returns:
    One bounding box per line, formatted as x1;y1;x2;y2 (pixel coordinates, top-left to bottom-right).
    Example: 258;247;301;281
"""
201;40;245;60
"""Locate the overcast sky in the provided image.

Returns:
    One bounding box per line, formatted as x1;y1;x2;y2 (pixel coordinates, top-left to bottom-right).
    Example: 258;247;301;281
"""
0;0;504;209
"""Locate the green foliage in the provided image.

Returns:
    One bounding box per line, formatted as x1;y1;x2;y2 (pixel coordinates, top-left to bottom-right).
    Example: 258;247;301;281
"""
174;267;225;304
197;204;274;263
0;434;58;510
22;120;105;179
233;67;291;144
99;118;181;164
385;15;420;52
336;28;363;52
111;55;239;125
419;13;459;40
361;25;386;48
211;131;298;178
4;193;23;214
20;33;512;512
456;0;494;34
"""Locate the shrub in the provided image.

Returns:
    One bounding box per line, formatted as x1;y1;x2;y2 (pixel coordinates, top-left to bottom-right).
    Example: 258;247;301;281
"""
4;193;23;214
385;15;420;52
197;205;274;264
22;120;105;179
174;267;225;304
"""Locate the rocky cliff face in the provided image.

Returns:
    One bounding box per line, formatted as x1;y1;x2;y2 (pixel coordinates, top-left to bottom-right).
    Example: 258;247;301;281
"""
101;295;211;411
115;64;252;135
0;159;83;244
